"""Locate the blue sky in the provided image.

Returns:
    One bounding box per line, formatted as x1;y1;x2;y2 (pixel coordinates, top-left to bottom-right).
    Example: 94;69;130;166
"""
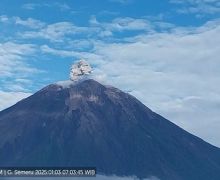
1;0;220;147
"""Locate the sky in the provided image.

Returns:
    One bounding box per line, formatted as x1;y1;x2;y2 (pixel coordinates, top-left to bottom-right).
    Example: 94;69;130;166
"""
0;0;220;147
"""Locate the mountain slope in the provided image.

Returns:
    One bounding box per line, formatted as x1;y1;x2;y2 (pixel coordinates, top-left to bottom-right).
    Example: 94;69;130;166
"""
0;79;220;180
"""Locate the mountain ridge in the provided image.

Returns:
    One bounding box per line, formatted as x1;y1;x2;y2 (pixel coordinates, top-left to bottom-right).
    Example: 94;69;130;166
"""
0;79;220;180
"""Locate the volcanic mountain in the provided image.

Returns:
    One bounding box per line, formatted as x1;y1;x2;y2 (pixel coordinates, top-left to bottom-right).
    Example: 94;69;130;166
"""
0;79;220;180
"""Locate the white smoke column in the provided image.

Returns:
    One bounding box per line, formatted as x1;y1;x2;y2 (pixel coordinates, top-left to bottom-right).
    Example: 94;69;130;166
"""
70;59;92;81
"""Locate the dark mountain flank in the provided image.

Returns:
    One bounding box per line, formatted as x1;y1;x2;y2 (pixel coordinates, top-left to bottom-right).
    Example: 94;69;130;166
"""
0;79;220;180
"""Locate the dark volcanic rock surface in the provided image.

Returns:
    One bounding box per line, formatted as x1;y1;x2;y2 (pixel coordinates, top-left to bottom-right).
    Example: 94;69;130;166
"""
0;79;220;180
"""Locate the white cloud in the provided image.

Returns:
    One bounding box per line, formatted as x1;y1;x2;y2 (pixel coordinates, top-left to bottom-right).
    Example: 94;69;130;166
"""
56;3;71;11
105;17;153;32
22;3;39;10
0;42;39;94
0;91;31;111
170;0;220;16
90;17;154;34
21;22;90;42
0;15;45;29
22;17;152;42
40;45;81;57
22;3;71;11
0;15;9;22
88;17;175;39
14;17;45;29
15;17;172;43
109;0;133;4
67;39;94;50
40;45;103;65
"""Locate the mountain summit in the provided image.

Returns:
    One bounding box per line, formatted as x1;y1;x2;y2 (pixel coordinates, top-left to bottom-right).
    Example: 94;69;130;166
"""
0;79;220;180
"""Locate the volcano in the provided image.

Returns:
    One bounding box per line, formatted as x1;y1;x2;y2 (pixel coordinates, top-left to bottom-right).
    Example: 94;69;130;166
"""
0;79;220;180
